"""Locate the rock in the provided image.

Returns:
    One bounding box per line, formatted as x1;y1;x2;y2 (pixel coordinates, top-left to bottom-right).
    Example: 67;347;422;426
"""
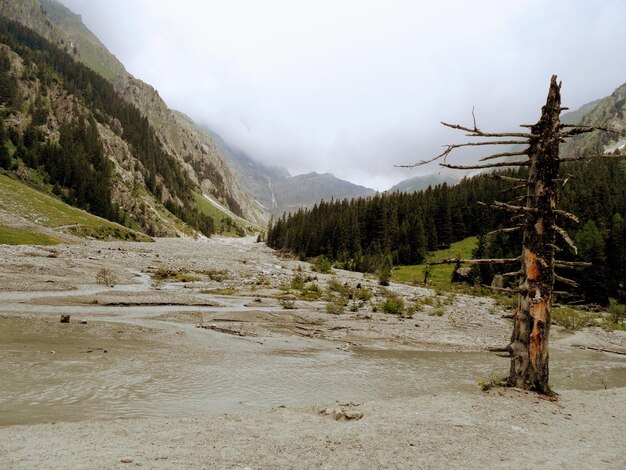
120;458;133;464
60;314;70;323
452;267;472;283
491;274;504;288
343;410;364;420
80;320;88;325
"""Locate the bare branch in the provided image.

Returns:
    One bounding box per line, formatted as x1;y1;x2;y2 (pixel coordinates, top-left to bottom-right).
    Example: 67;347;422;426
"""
499;184;528;194
440;160;531;170
489;174;528;184
554;260;592;269
548;243;563;253
480;150;529;162
555;274;578;288
441;121;531;138
502;270;523;278
489;201;537;214
554;226;577;254
471;106;479;132
560;124;626;136
555;210;580;224
486;226;522;237
428;256;521;266
559;153;626;163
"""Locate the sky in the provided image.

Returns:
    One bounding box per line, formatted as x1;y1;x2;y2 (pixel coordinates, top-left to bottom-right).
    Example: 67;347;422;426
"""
60;0;626;191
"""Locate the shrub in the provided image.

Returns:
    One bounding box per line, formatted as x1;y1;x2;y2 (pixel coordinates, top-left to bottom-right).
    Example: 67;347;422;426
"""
552;307;595;330
205;269;229;282
429;308;445;317
607;298;626;324
382;295;405;315
299;283;322;301
279;298;296;309
153;267;176;280
202;288;237;295
311;256;333;274
326;301;345;315
377;257;392;286
96;268;118;286
354;286;373;302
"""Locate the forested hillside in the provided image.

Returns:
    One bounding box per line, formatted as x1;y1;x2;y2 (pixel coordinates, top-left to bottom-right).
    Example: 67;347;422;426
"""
0;16;216;235
267;158;626;304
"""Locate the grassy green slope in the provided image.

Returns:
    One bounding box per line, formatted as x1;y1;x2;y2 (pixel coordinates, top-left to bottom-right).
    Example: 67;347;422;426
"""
0;224;61;245
392;236;478;290
39;0;126;81
194;193;259;236
0;174;150;241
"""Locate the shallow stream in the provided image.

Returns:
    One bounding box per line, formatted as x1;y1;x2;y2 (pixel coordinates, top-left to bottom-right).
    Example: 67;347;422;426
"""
1;316;625;426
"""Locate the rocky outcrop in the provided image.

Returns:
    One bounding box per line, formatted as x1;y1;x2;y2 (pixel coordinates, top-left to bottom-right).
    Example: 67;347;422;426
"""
0;0;269;227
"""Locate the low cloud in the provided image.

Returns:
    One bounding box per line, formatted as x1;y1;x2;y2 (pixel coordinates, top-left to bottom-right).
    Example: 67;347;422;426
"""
62;0;626;190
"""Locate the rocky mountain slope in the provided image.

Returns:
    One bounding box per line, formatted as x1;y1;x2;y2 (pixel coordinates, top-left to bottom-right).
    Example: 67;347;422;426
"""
204;126;376;216
561;81;626;156
0;0;268;228
388;173;459;194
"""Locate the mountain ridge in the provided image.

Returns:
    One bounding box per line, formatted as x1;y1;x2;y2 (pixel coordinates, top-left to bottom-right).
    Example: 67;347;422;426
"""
0;0;268;228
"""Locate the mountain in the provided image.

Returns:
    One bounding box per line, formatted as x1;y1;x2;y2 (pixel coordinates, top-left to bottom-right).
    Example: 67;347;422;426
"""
0;0;268;231
388;174;459;193
269;172;376;215
203;126;375;216
561;82;626;156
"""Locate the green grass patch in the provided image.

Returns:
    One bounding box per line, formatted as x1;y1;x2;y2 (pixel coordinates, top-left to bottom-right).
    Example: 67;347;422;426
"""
194;192;257;236
0;174;150;241
0;224;61;245
202;288;237;296
392;236;477;291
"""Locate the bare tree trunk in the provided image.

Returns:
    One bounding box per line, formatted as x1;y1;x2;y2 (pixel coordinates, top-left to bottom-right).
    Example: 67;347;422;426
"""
406;74;624;394
507;75;562;393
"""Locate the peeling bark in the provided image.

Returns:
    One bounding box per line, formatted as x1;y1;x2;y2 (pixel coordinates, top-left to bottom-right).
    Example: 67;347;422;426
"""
507;75;562;393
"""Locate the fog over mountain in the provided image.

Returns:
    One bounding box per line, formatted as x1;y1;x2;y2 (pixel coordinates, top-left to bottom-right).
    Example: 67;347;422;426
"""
59;0;626;190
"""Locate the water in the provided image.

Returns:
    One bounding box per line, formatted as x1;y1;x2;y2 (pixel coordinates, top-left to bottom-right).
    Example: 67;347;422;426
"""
1;317;625;426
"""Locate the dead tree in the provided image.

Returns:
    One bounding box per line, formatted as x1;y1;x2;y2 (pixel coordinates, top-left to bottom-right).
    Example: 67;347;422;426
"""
400;75;624;393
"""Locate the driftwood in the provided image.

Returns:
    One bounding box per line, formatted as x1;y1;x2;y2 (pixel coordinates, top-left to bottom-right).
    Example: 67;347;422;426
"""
571;345;626;356
197;324;256;337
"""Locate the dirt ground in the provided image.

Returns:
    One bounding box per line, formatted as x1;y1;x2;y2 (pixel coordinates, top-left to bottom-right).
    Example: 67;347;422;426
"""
1;236;625;468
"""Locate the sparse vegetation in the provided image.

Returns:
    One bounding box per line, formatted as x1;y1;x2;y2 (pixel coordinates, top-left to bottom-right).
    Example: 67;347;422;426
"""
0;174;149;242
202;288;237;296
607;298;626;325
381;295;405;315
279;295;296;309
96;268;118;286
326;301;345;315
551;307;595;331
205;269;229;282
311;256;333;274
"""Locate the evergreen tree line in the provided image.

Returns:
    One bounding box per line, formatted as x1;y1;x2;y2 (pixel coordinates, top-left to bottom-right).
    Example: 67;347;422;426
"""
0;16;215;236
267;159;626;304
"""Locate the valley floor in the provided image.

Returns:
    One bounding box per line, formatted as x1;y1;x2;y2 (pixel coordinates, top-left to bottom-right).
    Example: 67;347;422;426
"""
0;237;625;468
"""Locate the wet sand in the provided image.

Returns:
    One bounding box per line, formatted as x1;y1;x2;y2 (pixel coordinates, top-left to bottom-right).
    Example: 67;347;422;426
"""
1;237;625;468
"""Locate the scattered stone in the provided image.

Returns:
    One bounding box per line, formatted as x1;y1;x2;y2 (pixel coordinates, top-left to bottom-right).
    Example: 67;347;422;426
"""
451;267;471;283
491;274;504;288
60;314;70;323
80;320;88;325
120;458;133;464
343;410;364;420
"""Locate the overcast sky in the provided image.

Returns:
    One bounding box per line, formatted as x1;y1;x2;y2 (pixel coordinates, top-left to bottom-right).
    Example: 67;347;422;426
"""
60;0;626;190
